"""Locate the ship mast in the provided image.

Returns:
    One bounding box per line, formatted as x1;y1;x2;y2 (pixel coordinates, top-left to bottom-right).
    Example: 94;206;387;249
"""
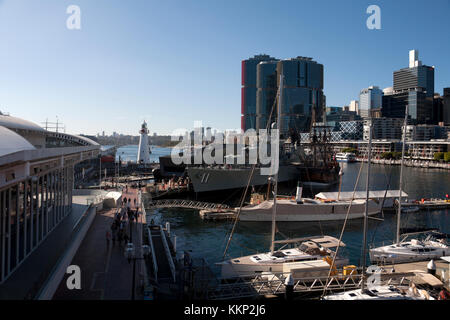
270;74;283;255
361;116;373;292
396;104;409;244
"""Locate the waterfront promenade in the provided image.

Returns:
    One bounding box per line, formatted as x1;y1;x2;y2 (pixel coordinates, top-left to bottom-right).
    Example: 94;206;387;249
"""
53;188;145;300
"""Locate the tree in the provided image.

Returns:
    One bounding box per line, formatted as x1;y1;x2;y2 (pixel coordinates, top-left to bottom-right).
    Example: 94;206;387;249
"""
444;152;450;163
434;152;444;162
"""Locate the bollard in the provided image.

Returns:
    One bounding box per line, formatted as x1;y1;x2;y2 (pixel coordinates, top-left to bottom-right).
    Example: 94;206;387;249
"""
166;222;171;237
427;259;436;275
284;273;294;301
173;235;177;253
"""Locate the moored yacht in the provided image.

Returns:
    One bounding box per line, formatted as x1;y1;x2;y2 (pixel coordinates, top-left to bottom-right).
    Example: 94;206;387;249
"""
335;152;356;163
238;197;381;222
218;236;348;279
369;231;450;264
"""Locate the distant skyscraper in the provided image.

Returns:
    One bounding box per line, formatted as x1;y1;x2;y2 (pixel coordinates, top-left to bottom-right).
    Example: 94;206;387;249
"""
382;50;435;124
241;54;277;131
359;86;382;118
443;88;450;125
349;100;359;115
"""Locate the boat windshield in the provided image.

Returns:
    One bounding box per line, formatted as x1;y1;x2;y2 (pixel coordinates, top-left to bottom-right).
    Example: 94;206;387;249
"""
272;251;286;258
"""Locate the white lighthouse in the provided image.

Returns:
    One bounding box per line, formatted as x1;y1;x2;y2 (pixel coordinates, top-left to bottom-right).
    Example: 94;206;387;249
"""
137;121;151;164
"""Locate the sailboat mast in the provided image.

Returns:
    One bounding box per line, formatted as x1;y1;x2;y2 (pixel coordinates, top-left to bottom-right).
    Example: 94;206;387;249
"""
270;74;283;255
361;117;373;292
396;104;409;244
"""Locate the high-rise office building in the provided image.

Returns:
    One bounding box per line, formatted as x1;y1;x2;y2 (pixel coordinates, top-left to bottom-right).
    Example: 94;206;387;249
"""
243;55;324;136
276;56;324;135
256;60;278;131
382;50;435;124
349;100;359;115
443;88;450;125
241;54;277;131
359;86;382;118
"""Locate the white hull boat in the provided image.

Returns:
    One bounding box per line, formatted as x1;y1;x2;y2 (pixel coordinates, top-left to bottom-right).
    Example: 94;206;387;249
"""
218;236;348;279
370;237;450;264
238;198;381;222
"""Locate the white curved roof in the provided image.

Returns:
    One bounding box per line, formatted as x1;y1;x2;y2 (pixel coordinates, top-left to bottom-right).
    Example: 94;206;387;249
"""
0;114;46;132
72;135;100;146
0;126;36;157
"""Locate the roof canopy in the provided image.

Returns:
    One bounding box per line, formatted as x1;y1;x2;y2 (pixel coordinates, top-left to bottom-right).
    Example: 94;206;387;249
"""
0;114;46;132
0;126;36;157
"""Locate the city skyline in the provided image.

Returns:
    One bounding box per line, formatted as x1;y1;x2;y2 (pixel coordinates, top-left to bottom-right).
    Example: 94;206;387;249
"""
0;0;449;136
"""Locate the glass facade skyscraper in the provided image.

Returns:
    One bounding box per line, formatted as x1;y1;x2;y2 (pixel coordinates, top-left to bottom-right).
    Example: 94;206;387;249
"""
382;50;435;124
241;54;277;132
359;86;382;118
276;57;324;136
242;55;324;135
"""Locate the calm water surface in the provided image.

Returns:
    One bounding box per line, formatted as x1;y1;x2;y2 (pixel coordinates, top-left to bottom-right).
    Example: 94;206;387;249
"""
138;148;449;275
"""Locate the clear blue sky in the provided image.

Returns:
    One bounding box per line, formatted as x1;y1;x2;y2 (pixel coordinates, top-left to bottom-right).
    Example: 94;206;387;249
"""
0;0;449;136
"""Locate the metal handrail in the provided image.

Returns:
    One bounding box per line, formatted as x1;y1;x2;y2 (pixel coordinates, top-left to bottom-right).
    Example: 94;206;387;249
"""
147;227;158;283
160;226;176;283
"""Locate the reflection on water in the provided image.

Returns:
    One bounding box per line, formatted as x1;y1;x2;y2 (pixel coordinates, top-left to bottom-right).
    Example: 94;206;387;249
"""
145;162;450;276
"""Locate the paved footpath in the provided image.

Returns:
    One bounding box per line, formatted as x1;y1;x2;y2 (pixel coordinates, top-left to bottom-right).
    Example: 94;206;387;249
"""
53;187;145;300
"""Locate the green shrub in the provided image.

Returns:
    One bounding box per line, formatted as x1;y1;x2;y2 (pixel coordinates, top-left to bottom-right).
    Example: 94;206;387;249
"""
444;152;450;162
434;152;444;161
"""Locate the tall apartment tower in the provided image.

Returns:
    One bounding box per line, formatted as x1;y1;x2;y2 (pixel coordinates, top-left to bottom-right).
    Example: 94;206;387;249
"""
382;50;435;123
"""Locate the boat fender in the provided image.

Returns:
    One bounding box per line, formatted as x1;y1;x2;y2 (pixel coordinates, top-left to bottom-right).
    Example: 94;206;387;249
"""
427;259;436;275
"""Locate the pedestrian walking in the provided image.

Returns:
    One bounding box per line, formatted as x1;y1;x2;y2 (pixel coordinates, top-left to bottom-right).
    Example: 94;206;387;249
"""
112;229;117;245
123;232;130;244
133;198;136;206
123;197;127;205
118;229;123;245
106;230;112;247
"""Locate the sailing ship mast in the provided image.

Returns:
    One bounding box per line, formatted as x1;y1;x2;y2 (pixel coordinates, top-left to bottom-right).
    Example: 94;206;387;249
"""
270;74;283;255
396;104;409;244
361;115;373;292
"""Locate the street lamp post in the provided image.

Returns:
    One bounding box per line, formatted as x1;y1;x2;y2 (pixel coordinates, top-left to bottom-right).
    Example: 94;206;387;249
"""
125;243;150;300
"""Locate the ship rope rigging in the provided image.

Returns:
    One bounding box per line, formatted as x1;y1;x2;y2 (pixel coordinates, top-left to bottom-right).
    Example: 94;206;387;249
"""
221;75;282;260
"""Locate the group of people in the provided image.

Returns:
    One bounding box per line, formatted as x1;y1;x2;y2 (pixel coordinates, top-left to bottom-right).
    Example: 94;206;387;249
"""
159;176;189;191
105;192;140;247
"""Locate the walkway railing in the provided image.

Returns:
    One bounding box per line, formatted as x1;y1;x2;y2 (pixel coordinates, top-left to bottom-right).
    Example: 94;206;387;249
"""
147;227;158;283
146;199;230;211
203;270;413;300
160;226;176;283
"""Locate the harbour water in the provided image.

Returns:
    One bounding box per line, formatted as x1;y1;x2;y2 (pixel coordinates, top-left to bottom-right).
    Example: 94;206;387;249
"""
115;144;174;163
123;145;449;276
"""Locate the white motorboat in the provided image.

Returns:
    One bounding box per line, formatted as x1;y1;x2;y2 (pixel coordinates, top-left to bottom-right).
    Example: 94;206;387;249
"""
369;232;450;264
335;152;356;163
